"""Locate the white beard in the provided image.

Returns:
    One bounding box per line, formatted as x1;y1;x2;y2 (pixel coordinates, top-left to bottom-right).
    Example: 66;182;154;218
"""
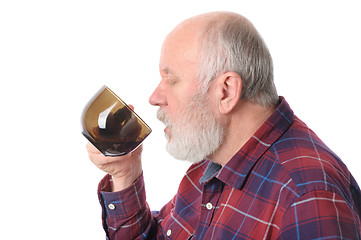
157;92;225;163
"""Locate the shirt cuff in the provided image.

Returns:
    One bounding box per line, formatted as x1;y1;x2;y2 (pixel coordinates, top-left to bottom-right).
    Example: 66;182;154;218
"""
98;173;146;219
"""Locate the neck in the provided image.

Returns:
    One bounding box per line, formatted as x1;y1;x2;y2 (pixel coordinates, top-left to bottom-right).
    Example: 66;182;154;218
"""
209;100;276;166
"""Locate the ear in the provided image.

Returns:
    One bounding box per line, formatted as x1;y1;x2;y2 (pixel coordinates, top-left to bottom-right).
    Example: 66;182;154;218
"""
215;72;242;114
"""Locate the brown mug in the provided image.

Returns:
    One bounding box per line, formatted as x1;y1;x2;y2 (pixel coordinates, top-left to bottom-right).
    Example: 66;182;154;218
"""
81;86;151;156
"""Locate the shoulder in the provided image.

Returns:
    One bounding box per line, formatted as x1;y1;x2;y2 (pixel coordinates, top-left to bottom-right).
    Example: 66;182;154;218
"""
258;116;361;238
269;116;355;206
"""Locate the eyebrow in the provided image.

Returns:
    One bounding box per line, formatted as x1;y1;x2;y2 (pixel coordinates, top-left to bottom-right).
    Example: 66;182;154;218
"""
160;67;180;78
160;67;172;75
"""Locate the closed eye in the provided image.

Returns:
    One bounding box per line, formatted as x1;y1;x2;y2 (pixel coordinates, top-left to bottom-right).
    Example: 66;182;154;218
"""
160;66;181;86
168;77;180;86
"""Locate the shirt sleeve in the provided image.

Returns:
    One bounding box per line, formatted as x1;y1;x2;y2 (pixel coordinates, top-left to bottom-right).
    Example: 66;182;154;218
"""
280;190;361;239
97;173;155;239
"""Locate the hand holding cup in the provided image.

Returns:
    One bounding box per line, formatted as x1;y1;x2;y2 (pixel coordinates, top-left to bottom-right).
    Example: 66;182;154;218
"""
81;86;151;190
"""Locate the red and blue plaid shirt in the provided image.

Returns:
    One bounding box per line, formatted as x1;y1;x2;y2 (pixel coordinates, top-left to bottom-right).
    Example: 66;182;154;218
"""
98;97;361;239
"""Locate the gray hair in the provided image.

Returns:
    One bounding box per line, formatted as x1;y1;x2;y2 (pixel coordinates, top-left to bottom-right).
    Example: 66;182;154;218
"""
197;13;279;107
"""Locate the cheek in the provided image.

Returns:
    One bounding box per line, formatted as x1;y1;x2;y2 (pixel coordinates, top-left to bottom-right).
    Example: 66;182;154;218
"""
168;91;191;113
167;79;199;119
167;104;184;124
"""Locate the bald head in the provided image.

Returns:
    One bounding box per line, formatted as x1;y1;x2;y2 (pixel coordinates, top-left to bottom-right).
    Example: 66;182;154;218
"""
176;11;244;30
164;12;246;51
165;12;278;107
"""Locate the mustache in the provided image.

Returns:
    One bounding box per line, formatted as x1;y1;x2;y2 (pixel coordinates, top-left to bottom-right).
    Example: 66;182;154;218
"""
157;108;171;126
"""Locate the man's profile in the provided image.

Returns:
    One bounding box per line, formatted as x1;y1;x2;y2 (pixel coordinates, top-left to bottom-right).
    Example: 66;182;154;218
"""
86;11;361;239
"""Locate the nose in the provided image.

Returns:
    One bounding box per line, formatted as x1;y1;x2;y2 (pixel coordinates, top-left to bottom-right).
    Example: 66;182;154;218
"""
149;80;167;107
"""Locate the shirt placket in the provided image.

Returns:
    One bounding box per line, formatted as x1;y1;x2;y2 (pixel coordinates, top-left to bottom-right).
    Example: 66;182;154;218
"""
197;180;223;235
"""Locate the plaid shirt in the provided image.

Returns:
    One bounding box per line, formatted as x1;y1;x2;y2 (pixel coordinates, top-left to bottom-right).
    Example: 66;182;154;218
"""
98;97;361;239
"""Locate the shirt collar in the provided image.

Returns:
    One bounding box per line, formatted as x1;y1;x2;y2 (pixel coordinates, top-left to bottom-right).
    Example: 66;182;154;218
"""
199;161;222;184
201;97;294;189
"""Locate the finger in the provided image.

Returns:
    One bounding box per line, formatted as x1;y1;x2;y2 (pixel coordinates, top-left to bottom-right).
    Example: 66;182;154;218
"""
131;144;143;157
86;142;101;154
128;104;134;111
86;143;130;165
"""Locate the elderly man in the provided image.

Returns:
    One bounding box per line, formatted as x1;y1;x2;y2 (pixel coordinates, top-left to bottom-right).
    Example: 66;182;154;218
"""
87;12;361;239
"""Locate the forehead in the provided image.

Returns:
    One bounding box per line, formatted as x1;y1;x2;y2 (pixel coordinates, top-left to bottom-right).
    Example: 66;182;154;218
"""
159;28;201;78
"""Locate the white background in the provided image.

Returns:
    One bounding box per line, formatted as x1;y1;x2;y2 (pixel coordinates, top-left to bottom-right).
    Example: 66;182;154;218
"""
1;0;360;239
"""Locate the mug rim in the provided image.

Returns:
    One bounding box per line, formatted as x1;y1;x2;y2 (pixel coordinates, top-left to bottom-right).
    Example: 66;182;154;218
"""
102;85;152;132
